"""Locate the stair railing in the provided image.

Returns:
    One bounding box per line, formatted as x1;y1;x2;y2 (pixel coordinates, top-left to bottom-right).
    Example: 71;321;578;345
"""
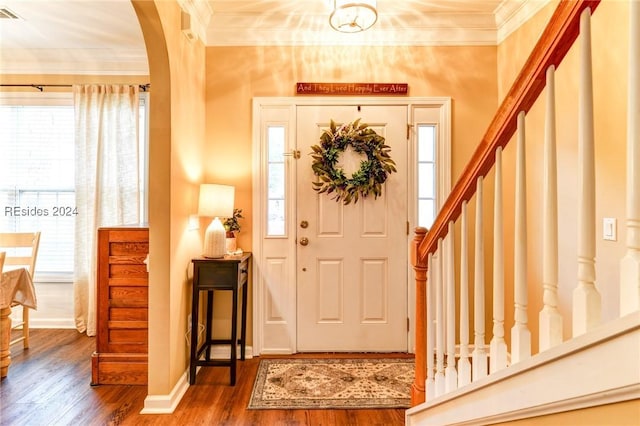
410;0;615;405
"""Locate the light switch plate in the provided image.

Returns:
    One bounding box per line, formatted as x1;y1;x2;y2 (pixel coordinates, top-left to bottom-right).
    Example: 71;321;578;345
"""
603;217;617;241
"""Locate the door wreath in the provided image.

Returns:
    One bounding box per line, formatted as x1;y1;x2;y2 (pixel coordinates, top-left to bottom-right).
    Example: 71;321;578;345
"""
310;119;397;205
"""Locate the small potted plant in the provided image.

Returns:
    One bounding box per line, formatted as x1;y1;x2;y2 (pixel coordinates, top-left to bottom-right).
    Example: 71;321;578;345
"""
223;208;243;253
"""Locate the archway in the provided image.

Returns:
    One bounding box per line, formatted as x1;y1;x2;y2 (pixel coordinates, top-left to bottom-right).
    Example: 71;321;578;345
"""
131;0;172;400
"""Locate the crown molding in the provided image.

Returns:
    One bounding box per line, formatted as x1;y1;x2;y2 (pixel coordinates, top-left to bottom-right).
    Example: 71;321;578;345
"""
0;48;149;76
0;1;550;74
495;0;551;43
201;1;550;47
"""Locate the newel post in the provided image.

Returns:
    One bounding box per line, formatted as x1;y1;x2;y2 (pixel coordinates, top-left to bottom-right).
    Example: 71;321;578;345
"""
411;227;428;406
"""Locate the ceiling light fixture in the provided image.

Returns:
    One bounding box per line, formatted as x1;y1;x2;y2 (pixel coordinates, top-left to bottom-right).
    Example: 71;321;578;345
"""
329;0;378;33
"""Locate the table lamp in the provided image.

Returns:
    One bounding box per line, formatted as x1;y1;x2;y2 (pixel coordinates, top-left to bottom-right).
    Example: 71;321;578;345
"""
198;184;235;258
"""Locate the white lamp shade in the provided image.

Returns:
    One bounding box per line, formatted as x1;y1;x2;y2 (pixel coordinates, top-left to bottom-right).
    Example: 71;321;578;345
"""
198;184;235;218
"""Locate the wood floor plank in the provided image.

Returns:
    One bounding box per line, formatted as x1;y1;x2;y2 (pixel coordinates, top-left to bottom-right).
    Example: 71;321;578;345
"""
1;329;409;425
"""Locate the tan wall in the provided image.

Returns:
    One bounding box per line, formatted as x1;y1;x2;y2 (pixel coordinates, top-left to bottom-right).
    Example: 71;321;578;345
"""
496;0;629;352
204;44;499;341
206;45;498;188
156;0;207;393
134;0;206;394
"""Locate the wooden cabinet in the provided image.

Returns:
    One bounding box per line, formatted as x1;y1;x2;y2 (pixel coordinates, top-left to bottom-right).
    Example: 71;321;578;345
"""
91;225;149;385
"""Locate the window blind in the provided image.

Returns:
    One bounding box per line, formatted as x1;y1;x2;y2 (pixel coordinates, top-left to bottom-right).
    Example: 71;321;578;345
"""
0;92;148;278
0;102;75;274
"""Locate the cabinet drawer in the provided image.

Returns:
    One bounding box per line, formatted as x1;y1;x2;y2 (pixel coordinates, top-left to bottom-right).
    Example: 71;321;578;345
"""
196;263;239;288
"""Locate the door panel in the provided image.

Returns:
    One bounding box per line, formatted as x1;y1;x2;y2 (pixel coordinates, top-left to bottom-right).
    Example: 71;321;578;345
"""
296;105;408;351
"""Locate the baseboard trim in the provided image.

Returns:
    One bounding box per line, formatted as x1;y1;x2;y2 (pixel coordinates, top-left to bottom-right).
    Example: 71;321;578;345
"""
29;319;76;329
206;344;254;359
256;348;294;355
139;345;253;414
140;371;190;414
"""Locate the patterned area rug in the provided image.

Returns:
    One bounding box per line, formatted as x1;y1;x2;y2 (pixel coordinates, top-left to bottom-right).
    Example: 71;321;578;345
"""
248;358;414;410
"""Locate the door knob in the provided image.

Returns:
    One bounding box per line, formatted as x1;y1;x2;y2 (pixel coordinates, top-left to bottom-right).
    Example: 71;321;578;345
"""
299;237;309;246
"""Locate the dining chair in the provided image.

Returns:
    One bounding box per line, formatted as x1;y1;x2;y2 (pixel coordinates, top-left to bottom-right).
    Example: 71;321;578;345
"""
0;232;41;349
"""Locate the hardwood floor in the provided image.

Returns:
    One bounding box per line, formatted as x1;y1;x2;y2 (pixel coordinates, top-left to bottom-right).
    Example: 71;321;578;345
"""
1;329;410;425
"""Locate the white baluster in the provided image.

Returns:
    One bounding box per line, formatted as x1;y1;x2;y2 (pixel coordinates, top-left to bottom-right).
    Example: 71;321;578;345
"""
540;65;563;350
445;221;458;392
490;147;507;372
574;7;601;336
435;238;445;396
426;253;435;401
512;111;531;364
620;0;640;316
458;201;472;387
472;177;488;380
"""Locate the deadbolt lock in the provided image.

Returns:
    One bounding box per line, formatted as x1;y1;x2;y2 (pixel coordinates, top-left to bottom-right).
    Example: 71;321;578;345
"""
300;220;308;228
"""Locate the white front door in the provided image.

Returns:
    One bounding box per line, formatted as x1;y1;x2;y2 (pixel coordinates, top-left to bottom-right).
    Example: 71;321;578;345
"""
295;105;408;351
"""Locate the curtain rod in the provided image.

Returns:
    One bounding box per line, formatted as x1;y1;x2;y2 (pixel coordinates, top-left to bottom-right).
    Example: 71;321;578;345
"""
0;84;151;92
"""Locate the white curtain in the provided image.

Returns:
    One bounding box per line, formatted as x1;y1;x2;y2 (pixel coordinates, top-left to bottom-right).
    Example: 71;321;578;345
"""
73;84;140;336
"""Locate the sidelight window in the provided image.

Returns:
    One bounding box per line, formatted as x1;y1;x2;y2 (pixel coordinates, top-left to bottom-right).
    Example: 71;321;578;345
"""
266;125;286;236
417;124;437;228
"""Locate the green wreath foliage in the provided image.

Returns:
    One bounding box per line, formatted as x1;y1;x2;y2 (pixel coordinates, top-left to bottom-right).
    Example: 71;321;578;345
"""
310;118;397;205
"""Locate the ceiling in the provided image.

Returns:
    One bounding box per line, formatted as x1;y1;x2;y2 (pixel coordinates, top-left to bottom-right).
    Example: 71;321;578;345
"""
0;0;548;75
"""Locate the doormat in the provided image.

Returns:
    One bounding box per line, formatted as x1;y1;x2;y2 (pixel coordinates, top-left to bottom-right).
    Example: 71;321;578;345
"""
248;358;414;410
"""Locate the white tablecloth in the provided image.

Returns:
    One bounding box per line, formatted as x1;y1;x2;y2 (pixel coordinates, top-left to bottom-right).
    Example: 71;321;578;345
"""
0;268;36;310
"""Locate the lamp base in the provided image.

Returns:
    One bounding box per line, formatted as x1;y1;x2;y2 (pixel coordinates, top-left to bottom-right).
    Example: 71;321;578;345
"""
202;217;226;258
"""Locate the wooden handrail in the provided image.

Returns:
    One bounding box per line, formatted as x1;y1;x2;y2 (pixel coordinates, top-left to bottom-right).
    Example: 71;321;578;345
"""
416;0;601;264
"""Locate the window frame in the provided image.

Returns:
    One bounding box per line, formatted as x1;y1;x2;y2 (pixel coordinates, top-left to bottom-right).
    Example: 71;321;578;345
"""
410;103;452;232
0;91;149;282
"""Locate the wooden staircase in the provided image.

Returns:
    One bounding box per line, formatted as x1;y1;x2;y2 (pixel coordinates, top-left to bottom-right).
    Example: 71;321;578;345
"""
406;1;640;424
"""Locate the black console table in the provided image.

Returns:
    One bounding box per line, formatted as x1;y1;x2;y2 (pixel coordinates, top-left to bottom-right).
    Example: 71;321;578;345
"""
189;252;251;385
